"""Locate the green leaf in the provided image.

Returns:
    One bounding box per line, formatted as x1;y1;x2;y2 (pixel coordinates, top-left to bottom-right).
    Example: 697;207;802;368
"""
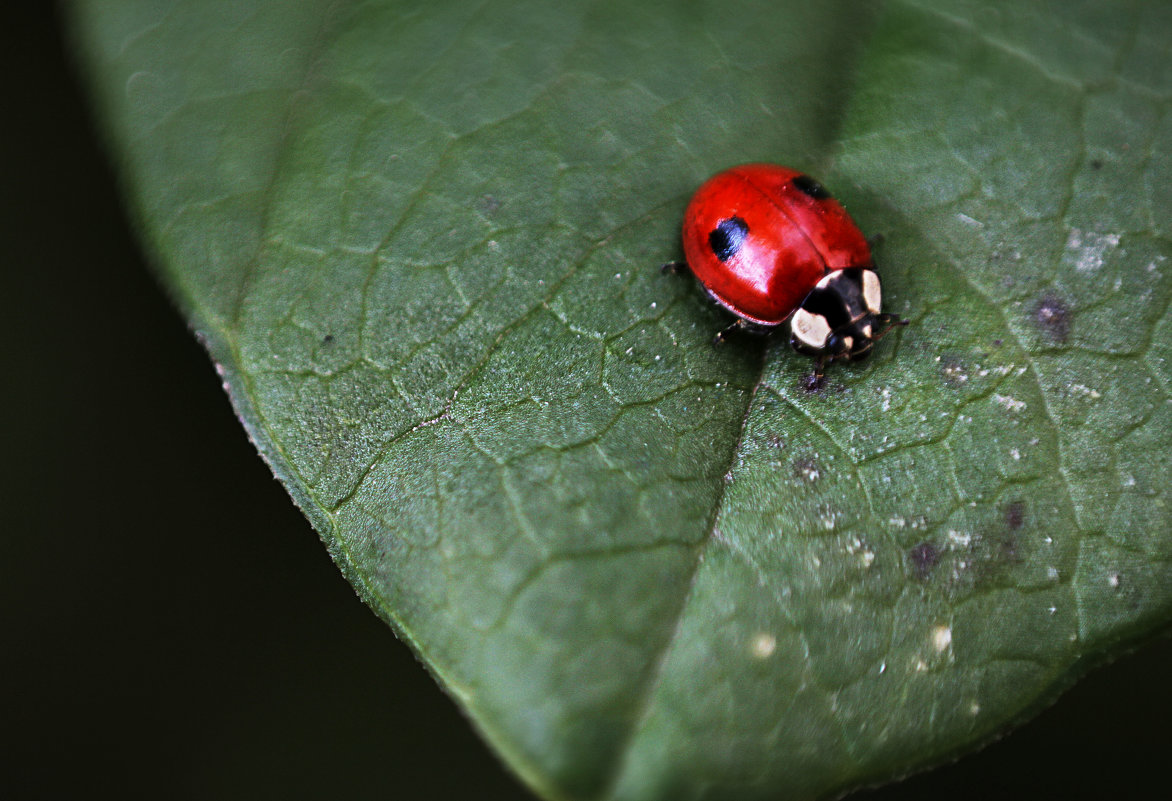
69;0;1171;798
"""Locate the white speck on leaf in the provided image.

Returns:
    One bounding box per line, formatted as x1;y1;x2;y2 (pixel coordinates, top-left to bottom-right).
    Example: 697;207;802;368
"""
994;393;1027;412
932;625;952;653
1064;227;1120;272
750;633;776;659
947;529;971;549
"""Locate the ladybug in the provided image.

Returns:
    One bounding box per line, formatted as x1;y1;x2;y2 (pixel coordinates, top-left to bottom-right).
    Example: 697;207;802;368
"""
664;164;904;376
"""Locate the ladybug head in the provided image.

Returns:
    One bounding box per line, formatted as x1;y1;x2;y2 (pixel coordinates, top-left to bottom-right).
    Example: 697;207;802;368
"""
789;268;887;361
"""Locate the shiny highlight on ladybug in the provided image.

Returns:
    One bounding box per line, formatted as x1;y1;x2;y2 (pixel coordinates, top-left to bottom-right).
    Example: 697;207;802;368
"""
664;164;905;376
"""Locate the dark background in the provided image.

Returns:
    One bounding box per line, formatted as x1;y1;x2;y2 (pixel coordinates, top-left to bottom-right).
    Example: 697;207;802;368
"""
4;6;1168;799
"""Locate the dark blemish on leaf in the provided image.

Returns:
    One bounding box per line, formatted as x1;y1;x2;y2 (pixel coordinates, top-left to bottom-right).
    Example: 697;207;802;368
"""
768;435;786;449
478;194;502;216
709;216;749;262
1034;293;1071;344
792;457;820;482
1004;500;1026;531
792;174;832;199
992;339;1003;347
323;334;334;344
1090;159;1103;170
908;542;939;579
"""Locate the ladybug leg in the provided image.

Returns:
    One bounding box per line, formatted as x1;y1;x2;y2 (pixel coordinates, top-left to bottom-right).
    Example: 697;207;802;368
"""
661;260;689;275
712;318;752;346
816;355;828;378
803;356;829;391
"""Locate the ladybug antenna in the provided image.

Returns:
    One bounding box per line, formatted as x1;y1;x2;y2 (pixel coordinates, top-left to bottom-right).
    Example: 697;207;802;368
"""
872;313;909;342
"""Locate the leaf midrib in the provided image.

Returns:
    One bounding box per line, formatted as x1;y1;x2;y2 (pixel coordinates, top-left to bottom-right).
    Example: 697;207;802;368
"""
592;19;887;800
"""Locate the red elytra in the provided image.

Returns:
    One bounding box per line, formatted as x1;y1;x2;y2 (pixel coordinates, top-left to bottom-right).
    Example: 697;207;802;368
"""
681;163;873;326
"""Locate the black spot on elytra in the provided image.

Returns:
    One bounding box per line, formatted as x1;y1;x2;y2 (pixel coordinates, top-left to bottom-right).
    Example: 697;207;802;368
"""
1004;500;1026;531
708;216;749;262
792;174;832;199
1034;293;1071;344
908;542;939;579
